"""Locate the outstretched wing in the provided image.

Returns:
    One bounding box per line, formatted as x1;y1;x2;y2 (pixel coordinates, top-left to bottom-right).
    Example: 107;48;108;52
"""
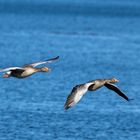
25;56;59;67
0;67;24;72
104;83;129;101
64;84;88;110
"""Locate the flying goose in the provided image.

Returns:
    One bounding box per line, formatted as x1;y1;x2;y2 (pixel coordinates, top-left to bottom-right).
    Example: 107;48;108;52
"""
0;56;59;78
64;78;131;110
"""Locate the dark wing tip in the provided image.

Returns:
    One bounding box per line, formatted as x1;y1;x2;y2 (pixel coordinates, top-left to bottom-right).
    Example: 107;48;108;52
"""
45;56;59;62
64;105;70;110
64;102;71;110
56;56;59;59
64;100;73;110
52;56;59;60
128;98;134;102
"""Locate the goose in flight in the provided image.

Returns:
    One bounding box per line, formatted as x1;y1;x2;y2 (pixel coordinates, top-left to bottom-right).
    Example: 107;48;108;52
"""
64;78;131;110
0;56;59;78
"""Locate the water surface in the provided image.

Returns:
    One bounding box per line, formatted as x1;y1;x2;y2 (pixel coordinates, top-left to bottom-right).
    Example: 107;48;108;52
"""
0;1;140;140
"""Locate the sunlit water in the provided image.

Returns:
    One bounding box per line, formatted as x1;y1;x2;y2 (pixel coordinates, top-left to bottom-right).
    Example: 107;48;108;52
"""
0;0;140;140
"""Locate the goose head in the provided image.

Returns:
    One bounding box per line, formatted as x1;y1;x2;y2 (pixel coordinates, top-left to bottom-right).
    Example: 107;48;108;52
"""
40;67;51;72
110;78;119;83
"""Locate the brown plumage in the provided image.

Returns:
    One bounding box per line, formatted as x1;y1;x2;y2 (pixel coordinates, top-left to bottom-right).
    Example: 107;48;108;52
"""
64;78;131;110
0;56;59;78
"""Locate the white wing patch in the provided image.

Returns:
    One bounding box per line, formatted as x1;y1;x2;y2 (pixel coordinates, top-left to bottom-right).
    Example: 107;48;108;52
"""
26;56;59;67
74;87;88;103
6;71;11;74
64;85;89;109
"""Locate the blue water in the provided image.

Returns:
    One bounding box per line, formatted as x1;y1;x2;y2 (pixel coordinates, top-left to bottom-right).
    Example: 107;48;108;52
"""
0;0;140;139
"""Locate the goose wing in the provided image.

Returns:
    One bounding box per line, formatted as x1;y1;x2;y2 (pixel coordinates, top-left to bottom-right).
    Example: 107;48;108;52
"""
0;67;24;72
104;83;129;101
64;84;88;110
25;56;59;67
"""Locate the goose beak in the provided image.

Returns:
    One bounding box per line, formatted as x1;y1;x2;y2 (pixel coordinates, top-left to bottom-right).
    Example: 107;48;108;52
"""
43;67;51;72
115;79;119;83
115;79;119;82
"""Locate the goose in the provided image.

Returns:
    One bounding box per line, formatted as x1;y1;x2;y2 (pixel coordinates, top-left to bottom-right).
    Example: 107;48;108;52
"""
0;56;59;78
64;78;131;110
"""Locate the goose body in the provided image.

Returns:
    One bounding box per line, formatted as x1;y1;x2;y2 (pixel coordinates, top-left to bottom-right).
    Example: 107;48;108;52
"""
64;78;130;110
9;67;37;78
